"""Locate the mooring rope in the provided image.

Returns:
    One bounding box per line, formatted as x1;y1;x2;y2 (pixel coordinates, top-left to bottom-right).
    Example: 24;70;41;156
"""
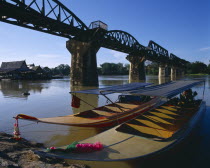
2;122;36;132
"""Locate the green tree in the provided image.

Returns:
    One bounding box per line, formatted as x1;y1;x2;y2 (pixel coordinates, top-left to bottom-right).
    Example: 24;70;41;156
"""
146;62;158;75
51;64;70;76
100;62;129;75
187;61;207;74
207;64;210;74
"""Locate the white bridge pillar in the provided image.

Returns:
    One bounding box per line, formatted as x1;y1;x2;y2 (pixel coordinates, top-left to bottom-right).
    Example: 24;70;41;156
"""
126;55;146;82
158;65;169;78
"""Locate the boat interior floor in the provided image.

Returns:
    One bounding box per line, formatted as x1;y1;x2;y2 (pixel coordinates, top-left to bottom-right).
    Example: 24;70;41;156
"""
74;100;153;119
116;100;202;140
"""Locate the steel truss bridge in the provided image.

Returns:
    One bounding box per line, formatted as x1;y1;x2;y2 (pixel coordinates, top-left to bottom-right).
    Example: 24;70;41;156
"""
0;0;188;68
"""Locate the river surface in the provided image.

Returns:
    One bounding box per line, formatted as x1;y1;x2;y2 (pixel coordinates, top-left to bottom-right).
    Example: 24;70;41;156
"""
0;75;209;168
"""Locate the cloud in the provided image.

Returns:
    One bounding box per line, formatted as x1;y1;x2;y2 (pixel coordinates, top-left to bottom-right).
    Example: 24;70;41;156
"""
200;47;210;51
109;50;127;59
36;54;61;58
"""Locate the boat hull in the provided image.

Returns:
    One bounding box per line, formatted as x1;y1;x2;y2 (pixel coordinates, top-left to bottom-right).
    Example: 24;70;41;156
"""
18;98;160;127
36;101;206;161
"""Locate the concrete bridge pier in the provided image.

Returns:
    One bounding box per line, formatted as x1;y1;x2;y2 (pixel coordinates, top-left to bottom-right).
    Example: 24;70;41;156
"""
171;67;177;81
181;69;185;76
66;39;100;86
177;69;185;77
126;55;146;82
175;68;182;76
158;65;169;78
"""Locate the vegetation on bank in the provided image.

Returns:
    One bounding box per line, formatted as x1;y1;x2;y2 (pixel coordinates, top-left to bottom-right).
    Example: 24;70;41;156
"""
97;63;129;75
146;61;210;75
47;61;210;76
48;64;70;76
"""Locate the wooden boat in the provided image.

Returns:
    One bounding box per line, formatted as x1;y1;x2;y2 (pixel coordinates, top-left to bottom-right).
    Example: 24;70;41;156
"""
36;80;206;161
16;82;161;127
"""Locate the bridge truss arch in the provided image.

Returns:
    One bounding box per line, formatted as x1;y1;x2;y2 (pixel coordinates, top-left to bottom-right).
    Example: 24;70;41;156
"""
146;40;169;63
101;30;146;54
0;0;88;38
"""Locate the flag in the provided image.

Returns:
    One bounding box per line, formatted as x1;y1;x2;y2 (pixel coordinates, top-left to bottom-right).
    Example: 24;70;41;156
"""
71;95;81;108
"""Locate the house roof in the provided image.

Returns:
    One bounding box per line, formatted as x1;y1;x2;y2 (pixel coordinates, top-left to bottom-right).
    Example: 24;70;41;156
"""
28;63;35;67
1;60;26;69
0;60;31;73
32;66;42;71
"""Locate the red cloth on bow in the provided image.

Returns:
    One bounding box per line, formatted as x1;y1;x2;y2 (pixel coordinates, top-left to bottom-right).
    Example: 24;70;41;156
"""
71;95;81;108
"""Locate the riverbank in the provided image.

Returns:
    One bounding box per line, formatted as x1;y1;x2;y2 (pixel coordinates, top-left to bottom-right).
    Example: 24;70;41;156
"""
0;132;89;168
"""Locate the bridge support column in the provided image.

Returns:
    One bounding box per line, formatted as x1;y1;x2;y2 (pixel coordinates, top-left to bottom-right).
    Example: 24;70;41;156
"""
158;65;169;78
126;55;145;82
181;69;185;76
176;68;182;76
66;39;100;86
171;67;177;80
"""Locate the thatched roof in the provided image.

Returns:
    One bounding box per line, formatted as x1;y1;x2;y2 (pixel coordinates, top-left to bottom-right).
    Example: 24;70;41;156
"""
1;61;26;69
31;66;43;72
0;60;31;73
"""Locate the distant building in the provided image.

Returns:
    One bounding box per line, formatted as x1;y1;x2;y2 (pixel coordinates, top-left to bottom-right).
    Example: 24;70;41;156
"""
0;61;52;80
0;60;29;71
0;60;32;79
27;63;35;69
31;66;43;73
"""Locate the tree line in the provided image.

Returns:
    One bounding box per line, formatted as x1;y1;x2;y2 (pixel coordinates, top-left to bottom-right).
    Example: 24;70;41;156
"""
44;61;210;76
146;61;210;75
97;63;129;75
43;64;70;76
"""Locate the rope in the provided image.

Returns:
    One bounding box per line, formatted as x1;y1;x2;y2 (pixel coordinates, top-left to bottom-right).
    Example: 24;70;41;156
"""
2;123;36;132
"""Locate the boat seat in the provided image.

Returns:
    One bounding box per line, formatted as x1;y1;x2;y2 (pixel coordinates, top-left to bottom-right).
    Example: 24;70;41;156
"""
142;115;174;125
115;103;139;109
126;123;174;139
161;106;180;111
135;119;166;130
92;110;116;117
104;106;128;112
155;109;179;115
148;112;175;119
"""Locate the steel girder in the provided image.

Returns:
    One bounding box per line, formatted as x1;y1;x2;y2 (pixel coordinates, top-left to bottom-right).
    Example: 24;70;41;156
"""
147;40;170;63
170;53;189;68
0;0;188;68
0;0;88;38
101;30;146;55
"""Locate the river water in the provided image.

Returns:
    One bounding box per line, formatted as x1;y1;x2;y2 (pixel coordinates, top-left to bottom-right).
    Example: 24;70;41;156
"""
0;75;209;168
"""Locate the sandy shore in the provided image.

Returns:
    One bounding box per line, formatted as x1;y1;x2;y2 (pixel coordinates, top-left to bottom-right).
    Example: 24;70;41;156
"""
0;132;89;168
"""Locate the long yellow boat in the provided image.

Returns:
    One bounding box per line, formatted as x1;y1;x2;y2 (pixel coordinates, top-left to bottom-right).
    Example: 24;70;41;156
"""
16;82;160;127
36;80;206;161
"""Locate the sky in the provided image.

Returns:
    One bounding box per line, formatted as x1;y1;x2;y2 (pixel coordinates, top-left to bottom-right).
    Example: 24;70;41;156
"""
0;0;209;68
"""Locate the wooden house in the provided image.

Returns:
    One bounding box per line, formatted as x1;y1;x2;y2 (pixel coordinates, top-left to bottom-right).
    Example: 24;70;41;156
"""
0;61;32;79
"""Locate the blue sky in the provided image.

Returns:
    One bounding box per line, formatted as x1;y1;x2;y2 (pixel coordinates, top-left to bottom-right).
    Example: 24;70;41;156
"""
0;0;209;68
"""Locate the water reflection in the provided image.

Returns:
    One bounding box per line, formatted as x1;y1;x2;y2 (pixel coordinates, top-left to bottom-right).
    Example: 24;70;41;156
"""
0;79;50;99
100;79;128;86
70;86;99;114
43;124;102;147
0;75;209;168
158;76;171;84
